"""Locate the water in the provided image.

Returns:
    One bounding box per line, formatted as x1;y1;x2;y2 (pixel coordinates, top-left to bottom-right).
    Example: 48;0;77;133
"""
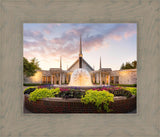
69;68;93;86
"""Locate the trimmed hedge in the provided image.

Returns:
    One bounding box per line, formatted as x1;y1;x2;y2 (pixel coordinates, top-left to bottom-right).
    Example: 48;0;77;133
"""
111;84;137;87
24;83;66;86
24;83;44;86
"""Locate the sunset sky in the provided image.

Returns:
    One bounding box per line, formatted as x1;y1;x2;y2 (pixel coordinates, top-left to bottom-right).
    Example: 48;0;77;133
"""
23;23;137;70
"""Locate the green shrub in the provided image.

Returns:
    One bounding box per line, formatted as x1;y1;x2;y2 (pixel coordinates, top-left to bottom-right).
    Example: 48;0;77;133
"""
29;88;60;101
109;89;132;98
81;89;114;112
123;87;137;96
24;83;50;86
111;84;137;87
24;86;36;94
24;83;41;86
58;90;85;98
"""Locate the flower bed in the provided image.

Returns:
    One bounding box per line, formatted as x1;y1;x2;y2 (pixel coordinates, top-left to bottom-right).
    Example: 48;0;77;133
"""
24;86;136;113
24;94;136;113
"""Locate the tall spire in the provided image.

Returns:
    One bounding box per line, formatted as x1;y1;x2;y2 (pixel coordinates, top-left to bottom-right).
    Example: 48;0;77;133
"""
79;35;83;57
100;56;102;70
79;35;83;68
60;56;62;69
60;56;62;85
99;56;102;85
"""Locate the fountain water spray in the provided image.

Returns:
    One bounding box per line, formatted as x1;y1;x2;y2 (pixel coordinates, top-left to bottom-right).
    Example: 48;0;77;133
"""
69;68;93;86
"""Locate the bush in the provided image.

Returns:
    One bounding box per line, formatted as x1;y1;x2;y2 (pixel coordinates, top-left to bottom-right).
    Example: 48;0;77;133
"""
24;83;49;86
123;87;137;96
111;84;137;87
24;87;36;94
81;89;114;112
92;87;132;98
58;89;85;99
29;88;60;101
109;89;132;98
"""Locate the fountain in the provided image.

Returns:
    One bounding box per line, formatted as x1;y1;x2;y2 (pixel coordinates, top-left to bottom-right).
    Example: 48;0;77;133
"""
69;68;93;86
68;36;93;87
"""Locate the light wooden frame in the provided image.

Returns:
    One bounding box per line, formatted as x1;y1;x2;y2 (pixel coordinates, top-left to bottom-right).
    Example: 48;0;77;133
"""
0;0;159;137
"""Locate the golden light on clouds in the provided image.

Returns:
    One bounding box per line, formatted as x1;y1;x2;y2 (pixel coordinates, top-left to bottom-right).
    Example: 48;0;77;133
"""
23;23;137;70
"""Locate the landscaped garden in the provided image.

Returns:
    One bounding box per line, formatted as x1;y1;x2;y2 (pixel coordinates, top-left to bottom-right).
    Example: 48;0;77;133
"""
24;85;137;113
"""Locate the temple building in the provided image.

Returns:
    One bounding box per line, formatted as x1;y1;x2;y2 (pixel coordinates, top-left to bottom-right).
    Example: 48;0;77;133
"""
24;37;137;85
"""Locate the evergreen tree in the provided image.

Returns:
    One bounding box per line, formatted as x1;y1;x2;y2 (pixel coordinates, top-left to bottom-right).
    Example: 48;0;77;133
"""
120;63;125;70
120;60;137;70
125;62;134;69
131;60;137;68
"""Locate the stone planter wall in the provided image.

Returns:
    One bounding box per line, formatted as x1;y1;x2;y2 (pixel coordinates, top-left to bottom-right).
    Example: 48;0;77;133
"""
24;94;136;113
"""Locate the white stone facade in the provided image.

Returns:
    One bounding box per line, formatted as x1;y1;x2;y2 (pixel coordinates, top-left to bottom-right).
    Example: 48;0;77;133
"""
24;70;43;84
24;67;137;85
119;69;137;84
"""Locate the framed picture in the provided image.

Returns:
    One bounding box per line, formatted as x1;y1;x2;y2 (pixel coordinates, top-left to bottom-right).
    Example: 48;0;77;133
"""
23;23;137;114
0;0;159;137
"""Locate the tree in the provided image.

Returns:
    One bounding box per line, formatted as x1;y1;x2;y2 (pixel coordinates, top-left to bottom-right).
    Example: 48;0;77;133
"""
23;57;41;77
131;60;137;68
120;60;137;70
125;62;134;69
120;63;125;70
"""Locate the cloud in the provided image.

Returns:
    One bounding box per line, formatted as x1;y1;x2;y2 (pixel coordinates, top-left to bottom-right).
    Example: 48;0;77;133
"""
124;30;136;39
23;23;137;69
56;23;61;26
79;24;136;52
109;35;122;41
24;30;44;42
44;29;51;35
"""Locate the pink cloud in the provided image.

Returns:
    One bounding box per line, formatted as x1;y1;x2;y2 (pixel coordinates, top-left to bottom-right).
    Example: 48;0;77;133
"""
107;34;123;41
56;23;61;26
50;38;66;45
44;29;51;35
124;30;136;39
23;23;137;69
